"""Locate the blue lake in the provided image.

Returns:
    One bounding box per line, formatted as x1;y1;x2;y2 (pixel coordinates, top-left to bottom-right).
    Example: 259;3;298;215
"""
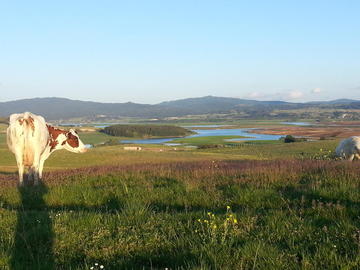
121;126;283;145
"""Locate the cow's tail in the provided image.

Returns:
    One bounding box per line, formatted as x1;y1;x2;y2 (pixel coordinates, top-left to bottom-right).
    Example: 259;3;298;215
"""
12;113;36;166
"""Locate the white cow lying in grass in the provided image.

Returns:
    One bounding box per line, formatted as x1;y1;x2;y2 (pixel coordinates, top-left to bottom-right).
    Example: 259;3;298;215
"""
335;136;360;161
7;112;87;185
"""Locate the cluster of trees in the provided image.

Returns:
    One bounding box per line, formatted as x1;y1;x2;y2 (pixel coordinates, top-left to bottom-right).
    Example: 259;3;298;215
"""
282;135;307;143
101;124;193;138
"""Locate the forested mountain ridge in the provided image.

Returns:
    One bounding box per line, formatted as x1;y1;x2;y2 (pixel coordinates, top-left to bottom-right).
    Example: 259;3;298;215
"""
0;96;359;120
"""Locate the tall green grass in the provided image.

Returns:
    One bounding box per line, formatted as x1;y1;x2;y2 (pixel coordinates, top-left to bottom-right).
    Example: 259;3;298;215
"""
1;160;359;269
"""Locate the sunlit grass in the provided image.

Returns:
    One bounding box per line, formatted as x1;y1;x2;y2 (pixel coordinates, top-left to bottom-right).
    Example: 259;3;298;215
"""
1;160;360;269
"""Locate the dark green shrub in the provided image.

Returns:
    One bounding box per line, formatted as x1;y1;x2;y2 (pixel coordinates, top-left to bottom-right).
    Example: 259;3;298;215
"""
284;135;297;143
198;144;224;149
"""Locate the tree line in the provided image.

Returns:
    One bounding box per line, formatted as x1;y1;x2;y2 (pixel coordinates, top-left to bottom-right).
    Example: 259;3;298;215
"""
101;124;193;138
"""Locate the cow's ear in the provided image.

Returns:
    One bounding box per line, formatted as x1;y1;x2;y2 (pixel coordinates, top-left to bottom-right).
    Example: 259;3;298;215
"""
69;128;78;135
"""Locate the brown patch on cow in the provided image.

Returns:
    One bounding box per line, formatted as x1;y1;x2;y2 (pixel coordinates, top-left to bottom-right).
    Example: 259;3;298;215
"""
47;124;67;151
27;116;35;131
18;116;35;131
49;139;58;151
66;132;79;148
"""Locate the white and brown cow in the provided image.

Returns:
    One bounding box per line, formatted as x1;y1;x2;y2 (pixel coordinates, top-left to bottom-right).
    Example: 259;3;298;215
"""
7;112;87;185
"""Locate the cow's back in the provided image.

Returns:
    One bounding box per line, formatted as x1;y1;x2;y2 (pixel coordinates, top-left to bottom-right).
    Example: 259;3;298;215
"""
336;136;360;159
7;112;49;166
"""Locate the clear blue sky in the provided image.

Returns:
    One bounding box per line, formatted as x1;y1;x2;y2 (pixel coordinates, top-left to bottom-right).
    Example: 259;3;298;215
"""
1;0;359;103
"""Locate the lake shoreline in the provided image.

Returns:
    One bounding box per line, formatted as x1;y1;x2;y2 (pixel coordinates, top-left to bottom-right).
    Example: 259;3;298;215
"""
248;125;360;139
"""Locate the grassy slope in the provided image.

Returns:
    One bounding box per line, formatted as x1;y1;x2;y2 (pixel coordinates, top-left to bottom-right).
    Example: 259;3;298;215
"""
78;131;122;145
1;130;358;269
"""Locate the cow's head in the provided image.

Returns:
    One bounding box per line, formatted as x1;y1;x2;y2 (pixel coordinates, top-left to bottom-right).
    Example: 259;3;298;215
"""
47;125;87;153
61;129;87;153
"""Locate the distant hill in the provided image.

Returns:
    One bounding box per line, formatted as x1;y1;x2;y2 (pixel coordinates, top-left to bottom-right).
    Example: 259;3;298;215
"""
306;99;359;105
0;98;165;120
0;96;359;120
159;96;290;108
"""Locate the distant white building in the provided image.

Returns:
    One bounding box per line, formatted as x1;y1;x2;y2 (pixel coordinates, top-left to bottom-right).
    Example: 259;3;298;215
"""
124;146;142;151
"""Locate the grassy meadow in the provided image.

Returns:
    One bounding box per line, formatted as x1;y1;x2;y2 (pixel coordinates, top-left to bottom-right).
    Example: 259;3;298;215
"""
0;125;359;269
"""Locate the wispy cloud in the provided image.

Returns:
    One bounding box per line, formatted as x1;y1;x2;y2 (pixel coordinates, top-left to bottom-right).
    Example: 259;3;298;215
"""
246;89;304;101
287;90;304;99
311;87;322;94
247;91;264;99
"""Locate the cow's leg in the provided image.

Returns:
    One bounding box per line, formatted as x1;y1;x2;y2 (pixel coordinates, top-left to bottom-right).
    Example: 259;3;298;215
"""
28;167;34;182
356;147;360;160
18;163;24;186
28;166;39;185
32;156;41;186
38;159;45;180
15;153;24;186
347;154;355;161
38;151;51;180
33;170;39;185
